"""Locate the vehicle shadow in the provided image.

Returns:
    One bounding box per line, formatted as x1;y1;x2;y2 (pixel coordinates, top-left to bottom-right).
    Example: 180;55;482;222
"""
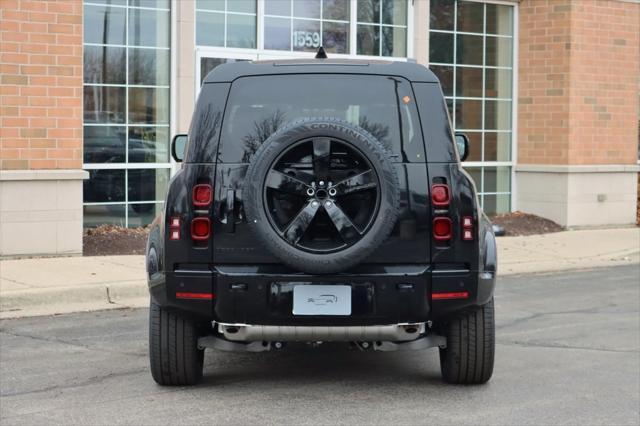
198;342;445;388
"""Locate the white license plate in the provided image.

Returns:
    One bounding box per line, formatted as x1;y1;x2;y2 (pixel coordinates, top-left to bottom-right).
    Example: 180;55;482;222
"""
292;285;351;316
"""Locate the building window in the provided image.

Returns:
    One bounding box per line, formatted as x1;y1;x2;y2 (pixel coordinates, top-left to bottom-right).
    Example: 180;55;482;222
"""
196;0;257;48
429;0;514;215
264;0;350;53
195;0;407;58
83;0;171;228
357;0;407;57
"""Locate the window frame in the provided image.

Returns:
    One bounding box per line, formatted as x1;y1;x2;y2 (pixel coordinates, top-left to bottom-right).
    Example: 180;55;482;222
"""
194;0;414;60
82;1;172;227
428;0;518;214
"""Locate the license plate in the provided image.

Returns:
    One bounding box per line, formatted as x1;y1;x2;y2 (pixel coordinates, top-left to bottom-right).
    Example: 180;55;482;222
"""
293;285;351;316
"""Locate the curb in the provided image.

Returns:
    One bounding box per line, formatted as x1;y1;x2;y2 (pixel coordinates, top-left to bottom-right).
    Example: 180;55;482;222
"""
2;257;638;319
0;280;148;319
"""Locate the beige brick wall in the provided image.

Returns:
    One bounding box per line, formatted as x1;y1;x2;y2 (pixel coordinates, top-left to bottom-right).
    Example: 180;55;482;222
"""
0;0;83;171
518;0;639;166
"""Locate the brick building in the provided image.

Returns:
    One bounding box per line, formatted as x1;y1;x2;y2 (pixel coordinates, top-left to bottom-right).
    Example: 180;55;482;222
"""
1;0;638;256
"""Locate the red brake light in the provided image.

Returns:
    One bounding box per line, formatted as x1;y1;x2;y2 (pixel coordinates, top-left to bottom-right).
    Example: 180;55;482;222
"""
432;291;469;300
431;184;450;207
191;217;211;240
193;184;212;207
433;217;452;241
176;292;214;300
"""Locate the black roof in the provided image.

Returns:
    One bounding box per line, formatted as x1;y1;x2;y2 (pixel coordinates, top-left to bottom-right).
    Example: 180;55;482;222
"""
203;58;439;84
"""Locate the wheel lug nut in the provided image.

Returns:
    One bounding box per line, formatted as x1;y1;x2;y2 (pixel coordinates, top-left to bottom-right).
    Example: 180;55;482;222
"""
306;188;315;196
319;180;325;186
311;201;319;207
328;188;337;196
325;201;332;208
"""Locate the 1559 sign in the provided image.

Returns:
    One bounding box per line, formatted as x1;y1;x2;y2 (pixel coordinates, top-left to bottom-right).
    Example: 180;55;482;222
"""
293;31;321;49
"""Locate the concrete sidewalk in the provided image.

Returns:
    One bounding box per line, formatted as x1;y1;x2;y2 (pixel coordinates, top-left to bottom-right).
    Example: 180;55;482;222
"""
1;228;638;319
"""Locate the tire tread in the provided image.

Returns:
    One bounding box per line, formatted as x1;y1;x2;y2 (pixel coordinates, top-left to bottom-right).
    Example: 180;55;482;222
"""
149;301;204;386
439;298;495;384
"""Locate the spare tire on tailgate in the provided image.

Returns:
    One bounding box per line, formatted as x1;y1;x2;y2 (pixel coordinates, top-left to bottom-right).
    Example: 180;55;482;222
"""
243;118;400;274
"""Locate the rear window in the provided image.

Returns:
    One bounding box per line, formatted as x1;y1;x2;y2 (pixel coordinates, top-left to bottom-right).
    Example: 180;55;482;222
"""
217;74;424;163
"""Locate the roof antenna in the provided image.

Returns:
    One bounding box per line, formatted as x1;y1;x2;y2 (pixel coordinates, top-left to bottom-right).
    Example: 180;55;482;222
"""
315;46;328;59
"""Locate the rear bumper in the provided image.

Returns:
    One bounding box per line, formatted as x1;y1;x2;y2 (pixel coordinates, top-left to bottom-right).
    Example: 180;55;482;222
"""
149;264;496;325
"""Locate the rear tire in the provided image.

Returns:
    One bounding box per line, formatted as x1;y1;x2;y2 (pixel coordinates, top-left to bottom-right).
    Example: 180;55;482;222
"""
149;301;204;386
439;298;495;384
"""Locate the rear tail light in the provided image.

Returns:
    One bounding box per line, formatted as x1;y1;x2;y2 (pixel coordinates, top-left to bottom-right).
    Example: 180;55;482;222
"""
462;216;474;241
432;291;469;300
176;291;214;300
169;216;181;240
433;217;452;241
193;184;212;207
191;217;211;240
431;184;450;207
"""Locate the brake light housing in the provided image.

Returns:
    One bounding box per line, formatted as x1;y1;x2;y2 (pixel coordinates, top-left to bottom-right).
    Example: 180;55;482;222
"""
191;217;211;240
431;184;450;207
169;216;181;240
462;216;474;241
433;217;452;241
192;184;212;207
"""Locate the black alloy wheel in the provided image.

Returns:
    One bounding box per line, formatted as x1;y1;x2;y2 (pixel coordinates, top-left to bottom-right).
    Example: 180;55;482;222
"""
244;118;400;274
264;136;380;254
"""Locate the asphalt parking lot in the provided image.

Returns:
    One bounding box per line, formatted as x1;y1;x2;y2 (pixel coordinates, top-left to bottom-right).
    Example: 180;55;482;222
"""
1;265;639;425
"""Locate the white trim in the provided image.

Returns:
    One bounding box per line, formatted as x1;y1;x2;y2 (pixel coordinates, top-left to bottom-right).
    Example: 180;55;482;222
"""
457;0;519;5
456;129;511;133
430;29;513;38
349;0;357;55
256;0;265;50
170;0;178;175
84;2;170;11
83;123;170;127
406;0;414;58
515;164;640;173
196;9;256;17
464;161;512;167
83;83;171;89
510;3;519;212
84;42;170;50
83;163;172;170
445;96;513;102
0;170;89;181
84;200;165;206
124;4;130;215
264;14;349;24
429;62;512;70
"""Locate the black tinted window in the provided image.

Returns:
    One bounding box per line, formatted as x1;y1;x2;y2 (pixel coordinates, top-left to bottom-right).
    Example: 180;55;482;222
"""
218;74;424;163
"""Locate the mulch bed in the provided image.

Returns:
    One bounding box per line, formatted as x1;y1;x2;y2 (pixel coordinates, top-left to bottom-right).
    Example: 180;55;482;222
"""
490;211;564;237
83;225;149;256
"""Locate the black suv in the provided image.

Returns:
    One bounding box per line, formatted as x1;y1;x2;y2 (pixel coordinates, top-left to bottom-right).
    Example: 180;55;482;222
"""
146;57;497;386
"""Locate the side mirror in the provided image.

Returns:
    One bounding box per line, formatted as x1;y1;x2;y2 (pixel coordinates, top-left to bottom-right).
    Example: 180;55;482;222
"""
455;133;470;162
171;134;187;162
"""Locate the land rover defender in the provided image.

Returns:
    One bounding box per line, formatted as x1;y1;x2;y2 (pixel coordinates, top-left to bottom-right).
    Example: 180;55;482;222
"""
146;56;497;386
